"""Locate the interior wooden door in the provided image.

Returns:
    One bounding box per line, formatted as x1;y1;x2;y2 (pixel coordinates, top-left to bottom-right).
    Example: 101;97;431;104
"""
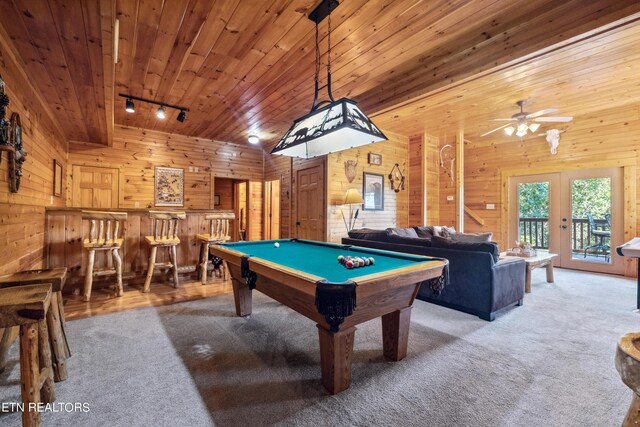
71;165;119;208
296;165;324;241
264;179;281;240
234;181;248;241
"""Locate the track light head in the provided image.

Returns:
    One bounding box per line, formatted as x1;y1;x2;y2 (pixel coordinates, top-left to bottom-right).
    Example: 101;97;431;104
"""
177;110;186;122
125;98;135;113
156;106;166;120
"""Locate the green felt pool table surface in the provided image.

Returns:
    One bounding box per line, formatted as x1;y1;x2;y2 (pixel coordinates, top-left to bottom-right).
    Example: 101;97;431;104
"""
216;239;440;283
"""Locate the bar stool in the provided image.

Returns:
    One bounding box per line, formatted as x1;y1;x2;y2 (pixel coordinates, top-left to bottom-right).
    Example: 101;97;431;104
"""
82;211;128;302
0;267;69;382
196;211;234;284
0;284;55;427
143;211;186;292
616;332;640;426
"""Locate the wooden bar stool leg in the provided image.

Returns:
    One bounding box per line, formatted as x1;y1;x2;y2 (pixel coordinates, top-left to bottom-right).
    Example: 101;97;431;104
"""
20;323;41;427
112;248;124;297
55;293;70;358
83;249;96;302
143;246;157;293
201;243;209;285
47;292;68;382
170;245;179;288
37;320;55;404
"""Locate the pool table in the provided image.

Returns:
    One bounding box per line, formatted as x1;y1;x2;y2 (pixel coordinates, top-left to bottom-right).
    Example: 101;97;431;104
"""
210;239;448;394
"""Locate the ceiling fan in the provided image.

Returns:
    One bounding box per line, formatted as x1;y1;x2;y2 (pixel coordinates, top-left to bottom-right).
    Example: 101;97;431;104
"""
481;100;573;137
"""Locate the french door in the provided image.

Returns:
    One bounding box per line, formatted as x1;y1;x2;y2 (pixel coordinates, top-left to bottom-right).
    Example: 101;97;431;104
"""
508;167;624;274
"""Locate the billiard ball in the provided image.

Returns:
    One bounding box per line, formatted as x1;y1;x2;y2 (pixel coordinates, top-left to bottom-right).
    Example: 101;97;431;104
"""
337;255;344;263
274;242;280;248
369;257;375;265
364;258;370;266
345;260;354;269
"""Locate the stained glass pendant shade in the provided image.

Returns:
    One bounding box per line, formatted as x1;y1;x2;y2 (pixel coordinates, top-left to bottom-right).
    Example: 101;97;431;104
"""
270;0;387;159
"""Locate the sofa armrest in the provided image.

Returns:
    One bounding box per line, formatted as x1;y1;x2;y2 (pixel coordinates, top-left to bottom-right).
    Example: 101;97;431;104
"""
490;258;526;311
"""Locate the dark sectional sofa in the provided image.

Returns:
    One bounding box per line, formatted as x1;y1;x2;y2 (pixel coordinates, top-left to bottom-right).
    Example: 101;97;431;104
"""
342;227;526;321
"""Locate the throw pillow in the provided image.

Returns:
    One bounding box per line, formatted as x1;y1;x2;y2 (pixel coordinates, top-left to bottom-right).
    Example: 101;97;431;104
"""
431;235;499;262
450;232;493;243
432;225;456;238
386;227;419;238
388;234;432;247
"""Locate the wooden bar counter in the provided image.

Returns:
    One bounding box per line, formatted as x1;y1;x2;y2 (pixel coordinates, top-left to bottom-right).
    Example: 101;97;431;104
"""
45;208;236;292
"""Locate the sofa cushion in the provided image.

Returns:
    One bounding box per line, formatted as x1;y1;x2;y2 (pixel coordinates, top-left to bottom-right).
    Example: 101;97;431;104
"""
347;228;389;242
450;232;493;243
386;227;419;238
387;234;432;247
431;235;499;262
414;226;435;238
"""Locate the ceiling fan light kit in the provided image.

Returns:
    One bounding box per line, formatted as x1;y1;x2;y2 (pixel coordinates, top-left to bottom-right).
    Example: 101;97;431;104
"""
482;100;573;139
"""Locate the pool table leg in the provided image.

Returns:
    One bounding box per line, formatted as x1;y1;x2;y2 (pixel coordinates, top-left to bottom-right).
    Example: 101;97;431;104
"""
382;307;411;361
317;325;356;395
231;278;252;316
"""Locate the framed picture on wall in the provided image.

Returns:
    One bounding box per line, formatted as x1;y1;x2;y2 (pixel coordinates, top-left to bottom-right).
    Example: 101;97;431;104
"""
368;152;382;166
363;172;384;211
154;166;184;206
53;159;63;197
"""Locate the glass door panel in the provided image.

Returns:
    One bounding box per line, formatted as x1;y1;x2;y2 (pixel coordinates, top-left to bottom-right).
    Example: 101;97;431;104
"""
518;182;550;249
570;177;611;263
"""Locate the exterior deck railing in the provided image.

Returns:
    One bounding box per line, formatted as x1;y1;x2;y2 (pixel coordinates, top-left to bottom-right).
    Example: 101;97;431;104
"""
519;217;610;251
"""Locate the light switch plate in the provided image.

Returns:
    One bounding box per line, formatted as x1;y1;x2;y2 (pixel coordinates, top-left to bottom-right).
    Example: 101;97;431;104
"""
447;195;454;201
486;203;495;210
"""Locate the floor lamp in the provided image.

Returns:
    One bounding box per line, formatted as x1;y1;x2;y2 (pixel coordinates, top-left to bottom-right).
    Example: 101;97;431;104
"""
342;188;364;232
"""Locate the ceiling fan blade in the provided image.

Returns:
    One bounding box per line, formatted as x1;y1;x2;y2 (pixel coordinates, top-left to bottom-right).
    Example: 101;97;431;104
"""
490;118;517;121
533;116;573;122
480;123;511;137
526;108;558;119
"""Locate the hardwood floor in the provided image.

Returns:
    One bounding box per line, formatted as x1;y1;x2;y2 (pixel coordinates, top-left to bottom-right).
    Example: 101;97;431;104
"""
63;275;232;321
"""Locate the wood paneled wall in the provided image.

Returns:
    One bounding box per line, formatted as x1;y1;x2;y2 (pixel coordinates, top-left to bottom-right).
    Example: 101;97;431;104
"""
0;30;68;276
326;133;409;243
68;125;264;240
408;133;440;226
456;105;639;255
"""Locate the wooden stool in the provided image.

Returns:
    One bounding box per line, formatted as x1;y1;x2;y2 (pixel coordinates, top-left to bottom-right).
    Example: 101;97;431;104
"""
0;284;55;427
616;332;640;426
143;211;186;292
82;211;128;302
196;212;234;284
0;268;69;382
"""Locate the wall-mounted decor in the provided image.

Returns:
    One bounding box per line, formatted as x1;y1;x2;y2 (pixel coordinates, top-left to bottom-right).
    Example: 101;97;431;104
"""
0;74;9;149
53;159;63;197
388;163;405;193
368;152;382;166
344;159;358;183
154;166;184;206
363;172;384;211
8;113;27;193
214;195;220;206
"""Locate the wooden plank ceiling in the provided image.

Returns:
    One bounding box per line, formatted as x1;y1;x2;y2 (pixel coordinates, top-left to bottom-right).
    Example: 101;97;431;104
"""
0;0;639;146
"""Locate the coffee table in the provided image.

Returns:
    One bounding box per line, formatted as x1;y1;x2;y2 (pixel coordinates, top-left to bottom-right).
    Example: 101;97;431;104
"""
500;251;558;293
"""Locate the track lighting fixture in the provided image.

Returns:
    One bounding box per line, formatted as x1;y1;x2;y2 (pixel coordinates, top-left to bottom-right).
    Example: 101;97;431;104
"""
118;93;189;122
125;98;135;113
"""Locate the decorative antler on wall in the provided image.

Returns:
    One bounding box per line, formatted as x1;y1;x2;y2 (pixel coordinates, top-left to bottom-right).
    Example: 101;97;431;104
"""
388;163;405;193
546;129;561;155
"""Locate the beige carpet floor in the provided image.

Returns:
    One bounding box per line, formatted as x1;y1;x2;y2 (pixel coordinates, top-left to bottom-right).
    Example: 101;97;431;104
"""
0;267;638;426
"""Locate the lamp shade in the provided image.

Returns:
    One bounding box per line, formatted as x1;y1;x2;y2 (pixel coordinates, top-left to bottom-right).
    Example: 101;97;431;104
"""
271;98;387;158
344;188;364;204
